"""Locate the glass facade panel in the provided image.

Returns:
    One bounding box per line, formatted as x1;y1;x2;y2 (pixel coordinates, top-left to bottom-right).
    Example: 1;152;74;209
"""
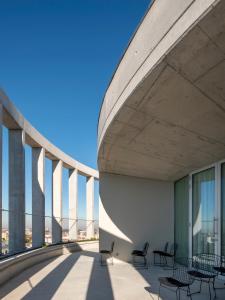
221;163;225;256
174;176;189;259
192;168;215;256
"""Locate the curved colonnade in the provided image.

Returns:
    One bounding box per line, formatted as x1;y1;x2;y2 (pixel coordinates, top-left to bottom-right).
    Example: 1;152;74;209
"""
0;89;99;256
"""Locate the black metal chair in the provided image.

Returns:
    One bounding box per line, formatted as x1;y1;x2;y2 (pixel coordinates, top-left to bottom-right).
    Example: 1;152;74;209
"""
158;257;194;300
161;243;178;269
100;241;114;265
153;242;169;265
187;254;217;300
131;242;149;268
212;254;225;289
213;255;225;275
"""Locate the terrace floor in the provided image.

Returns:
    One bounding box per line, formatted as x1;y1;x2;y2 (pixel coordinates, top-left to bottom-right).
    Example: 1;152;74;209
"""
0;244;225;300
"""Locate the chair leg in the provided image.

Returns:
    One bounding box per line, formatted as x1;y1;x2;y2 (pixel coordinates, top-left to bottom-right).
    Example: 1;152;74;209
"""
208;280;212;300
213;278;217;299
144;256;147;268
172;256;175;269
175;288;179;300
189;279;202;296
163;255;167;267
158;284;161;300
187;285;192;300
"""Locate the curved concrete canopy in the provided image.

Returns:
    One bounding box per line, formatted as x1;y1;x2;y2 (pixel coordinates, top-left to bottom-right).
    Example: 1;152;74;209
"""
0;89;98;179
98;0;225;181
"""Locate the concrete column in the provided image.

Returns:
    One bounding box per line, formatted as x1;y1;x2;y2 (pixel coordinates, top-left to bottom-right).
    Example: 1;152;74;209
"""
52;160;62;244
9;129;25;253
86;176;94;239
69;169;78;241
0;104;2;254
32;147;45;248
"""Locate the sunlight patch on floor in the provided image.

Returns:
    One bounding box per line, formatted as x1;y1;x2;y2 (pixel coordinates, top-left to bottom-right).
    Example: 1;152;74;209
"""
1;255;70;300
0;249;225;300
53;255;94;300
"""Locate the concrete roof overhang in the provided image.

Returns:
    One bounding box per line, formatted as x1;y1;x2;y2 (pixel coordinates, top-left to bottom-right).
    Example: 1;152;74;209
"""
97;0;225;181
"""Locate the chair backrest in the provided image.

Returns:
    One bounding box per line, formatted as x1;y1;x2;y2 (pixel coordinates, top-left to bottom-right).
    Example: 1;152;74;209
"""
164;242;169;252
170;243;178;256
173;258;194;285
220;255;225;268
143;242;149;255
213;254;225;268
111;241;115;253
192;254;217;275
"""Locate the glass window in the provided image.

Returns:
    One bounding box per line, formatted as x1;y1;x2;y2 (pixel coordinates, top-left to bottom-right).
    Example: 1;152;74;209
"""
192;168;215;256
174;176;189;259
221;163;225;256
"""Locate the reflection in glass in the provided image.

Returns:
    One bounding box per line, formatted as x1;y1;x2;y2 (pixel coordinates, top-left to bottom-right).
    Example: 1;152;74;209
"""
192;168;215;256
221;164;225;256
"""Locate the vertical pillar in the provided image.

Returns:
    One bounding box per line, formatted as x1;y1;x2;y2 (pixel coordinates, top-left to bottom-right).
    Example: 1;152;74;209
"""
86;176;94;239
0;104;2;254
69;169;78;241
52;160;62;244
32;147;45;248
9;129;25;253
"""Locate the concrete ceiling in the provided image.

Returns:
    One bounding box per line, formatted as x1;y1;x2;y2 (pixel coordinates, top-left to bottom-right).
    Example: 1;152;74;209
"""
98;1;225;181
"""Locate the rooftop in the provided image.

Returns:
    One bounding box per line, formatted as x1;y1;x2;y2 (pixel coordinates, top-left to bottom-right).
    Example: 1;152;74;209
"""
1;245;225;300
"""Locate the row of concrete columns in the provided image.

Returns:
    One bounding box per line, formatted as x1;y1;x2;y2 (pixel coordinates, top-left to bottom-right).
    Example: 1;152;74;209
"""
0;114;96;254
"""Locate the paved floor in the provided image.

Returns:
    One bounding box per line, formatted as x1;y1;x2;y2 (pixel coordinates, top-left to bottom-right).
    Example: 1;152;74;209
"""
0;245;225;300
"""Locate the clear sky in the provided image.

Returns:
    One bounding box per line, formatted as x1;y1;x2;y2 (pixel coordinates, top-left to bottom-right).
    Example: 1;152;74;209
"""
0;0;150;221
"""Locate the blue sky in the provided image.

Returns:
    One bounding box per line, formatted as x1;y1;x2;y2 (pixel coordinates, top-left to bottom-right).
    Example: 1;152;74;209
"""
0;0;150;221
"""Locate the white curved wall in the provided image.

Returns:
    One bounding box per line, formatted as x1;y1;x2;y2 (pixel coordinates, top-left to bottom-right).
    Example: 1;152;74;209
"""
99;173;174;262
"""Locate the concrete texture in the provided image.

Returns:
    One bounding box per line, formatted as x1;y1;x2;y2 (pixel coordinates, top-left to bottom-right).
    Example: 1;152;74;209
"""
32;147;45;248
69;169;78;240
9;129;25;254
52;160;63;244
0;245;225;300
86;176;95;239
99;173;174;262
98;0;225;181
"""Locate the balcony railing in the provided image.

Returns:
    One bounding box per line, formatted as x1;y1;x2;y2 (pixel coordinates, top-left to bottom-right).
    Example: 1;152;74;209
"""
1;208;99;257
0;90;99;257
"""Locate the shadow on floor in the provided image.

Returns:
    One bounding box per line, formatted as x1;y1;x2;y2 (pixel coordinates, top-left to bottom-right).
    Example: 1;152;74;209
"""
0;249;115;300
86;253;114;300
0;256;59;299
1;245;225;300
21;253;81;300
